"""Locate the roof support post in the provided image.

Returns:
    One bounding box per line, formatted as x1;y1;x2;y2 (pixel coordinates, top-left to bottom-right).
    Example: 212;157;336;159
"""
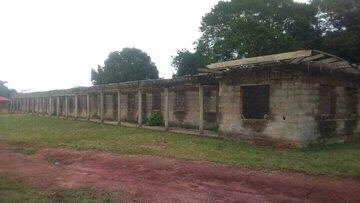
199;84;204;134
49;97;52;116
42;97;46;115
65;96;68;118
9;99;13;113
74;95;78;120
117;90;121;125
100;92;104;122
32;98;35;115
56;97;60;118
164;88;169;131
36;98;40;116
138;89;142;127
86;94;90;120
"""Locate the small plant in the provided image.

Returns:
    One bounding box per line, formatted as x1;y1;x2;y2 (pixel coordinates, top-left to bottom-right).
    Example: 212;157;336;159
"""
146;111;163;126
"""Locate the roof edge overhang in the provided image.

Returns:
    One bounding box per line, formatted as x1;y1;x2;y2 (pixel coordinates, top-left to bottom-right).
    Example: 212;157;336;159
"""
205;50;360;75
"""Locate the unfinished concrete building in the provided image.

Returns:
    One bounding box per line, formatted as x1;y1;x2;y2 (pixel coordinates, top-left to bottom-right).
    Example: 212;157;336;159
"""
10;50;360;148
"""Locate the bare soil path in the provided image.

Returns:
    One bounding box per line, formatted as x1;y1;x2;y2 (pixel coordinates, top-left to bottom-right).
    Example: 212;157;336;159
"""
0;144;359;202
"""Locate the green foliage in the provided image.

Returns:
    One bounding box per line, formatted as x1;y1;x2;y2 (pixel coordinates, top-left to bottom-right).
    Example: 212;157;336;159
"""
172;49;205;77
0;114;359;176
173;0;359;74
196;0;321;64
146;111;164;126
0;80;16;98
91;48;159;85
312;0;360;63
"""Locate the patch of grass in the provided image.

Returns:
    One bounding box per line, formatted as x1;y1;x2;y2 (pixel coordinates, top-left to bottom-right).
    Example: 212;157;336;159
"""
0;114;359;177
13;144;37;155
0;176;122;202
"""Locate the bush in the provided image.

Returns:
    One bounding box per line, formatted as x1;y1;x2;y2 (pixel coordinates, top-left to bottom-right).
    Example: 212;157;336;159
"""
146;111;163;126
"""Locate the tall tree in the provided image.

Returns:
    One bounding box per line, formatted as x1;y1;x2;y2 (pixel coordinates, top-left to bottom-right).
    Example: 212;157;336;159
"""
91;48;159;85
197;0;321;64
0;81;16;98
312;0;360;63
172;49;205;77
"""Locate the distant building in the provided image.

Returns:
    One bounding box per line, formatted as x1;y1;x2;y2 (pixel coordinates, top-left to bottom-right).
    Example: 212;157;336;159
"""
10;50;360;148
0;96;10;112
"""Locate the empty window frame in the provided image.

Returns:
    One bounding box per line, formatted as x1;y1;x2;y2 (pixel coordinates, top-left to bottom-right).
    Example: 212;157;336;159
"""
319;85;336;115
152;92;161;110
175;90;186;112
241;85;270;119
345;87;358;116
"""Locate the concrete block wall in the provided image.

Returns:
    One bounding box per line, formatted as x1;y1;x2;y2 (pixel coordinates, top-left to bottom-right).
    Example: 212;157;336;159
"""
78;95;87;118
104;93;116;120
166;90;200;128
119;93;128;122
218;79;301;146
355;90;360;136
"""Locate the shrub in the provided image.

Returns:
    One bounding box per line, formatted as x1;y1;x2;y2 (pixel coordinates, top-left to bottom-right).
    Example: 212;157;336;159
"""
146;111;163;126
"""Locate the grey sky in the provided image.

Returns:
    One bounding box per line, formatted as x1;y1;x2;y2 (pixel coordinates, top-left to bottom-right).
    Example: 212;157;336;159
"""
0;0;308;92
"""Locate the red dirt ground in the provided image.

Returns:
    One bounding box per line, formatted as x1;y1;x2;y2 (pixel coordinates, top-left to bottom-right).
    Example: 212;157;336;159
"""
0;144;359;202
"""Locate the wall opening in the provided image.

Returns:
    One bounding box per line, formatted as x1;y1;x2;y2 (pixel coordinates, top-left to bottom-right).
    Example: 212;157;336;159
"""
152;92;161;111
241;85;270;119
319;85;336;117
174;90;187;122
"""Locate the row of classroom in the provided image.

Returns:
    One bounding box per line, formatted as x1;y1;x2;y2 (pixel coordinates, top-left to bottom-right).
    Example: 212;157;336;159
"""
11;50;360;148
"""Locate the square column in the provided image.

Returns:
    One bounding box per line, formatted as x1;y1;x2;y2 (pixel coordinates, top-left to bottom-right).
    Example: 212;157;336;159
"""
56;97;60;118
74;95;78;119
37;98;40;116
65;96;68;118
138;89;142;127
100;92;104;122
164;88;169;130
199;85;204;134
86;94;90;120
32;98;35;115
117;91;121;125
49;97;52;116
42;97;46;115
10;99;13;113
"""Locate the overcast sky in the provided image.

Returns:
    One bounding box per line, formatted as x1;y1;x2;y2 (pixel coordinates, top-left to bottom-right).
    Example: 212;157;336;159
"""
0;0;308;92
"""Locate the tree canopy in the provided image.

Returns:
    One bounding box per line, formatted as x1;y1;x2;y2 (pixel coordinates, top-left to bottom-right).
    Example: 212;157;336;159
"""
91;48;159;85
0;81;16;98
172;49;205;77
173;0;359;76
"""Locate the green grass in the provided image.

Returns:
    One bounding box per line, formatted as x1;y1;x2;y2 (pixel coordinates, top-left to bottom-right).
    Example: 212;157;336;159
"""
0;114;359;177
0;176;122;203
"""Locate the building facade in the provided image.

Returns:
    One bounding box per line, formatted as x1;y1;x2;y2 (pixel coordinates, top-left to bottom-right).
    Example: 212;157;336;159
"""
10;50;360;148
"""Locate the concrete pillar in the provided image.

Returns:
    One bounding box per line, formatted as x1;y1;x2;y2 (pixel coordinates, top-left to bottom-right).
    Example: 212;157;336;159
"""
27;98;30;113
100;92;104;122
25;98;27;113
32;98;35;114
117;90;121;125
42;97;46;115
199;85;204;134
164;88;169;130
74;95;78;119
138;89;142;126
10;99;13;113
49;97;52;116
36;98;40;116
86;94;90;120
56;97;60;118
65;96;68;118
